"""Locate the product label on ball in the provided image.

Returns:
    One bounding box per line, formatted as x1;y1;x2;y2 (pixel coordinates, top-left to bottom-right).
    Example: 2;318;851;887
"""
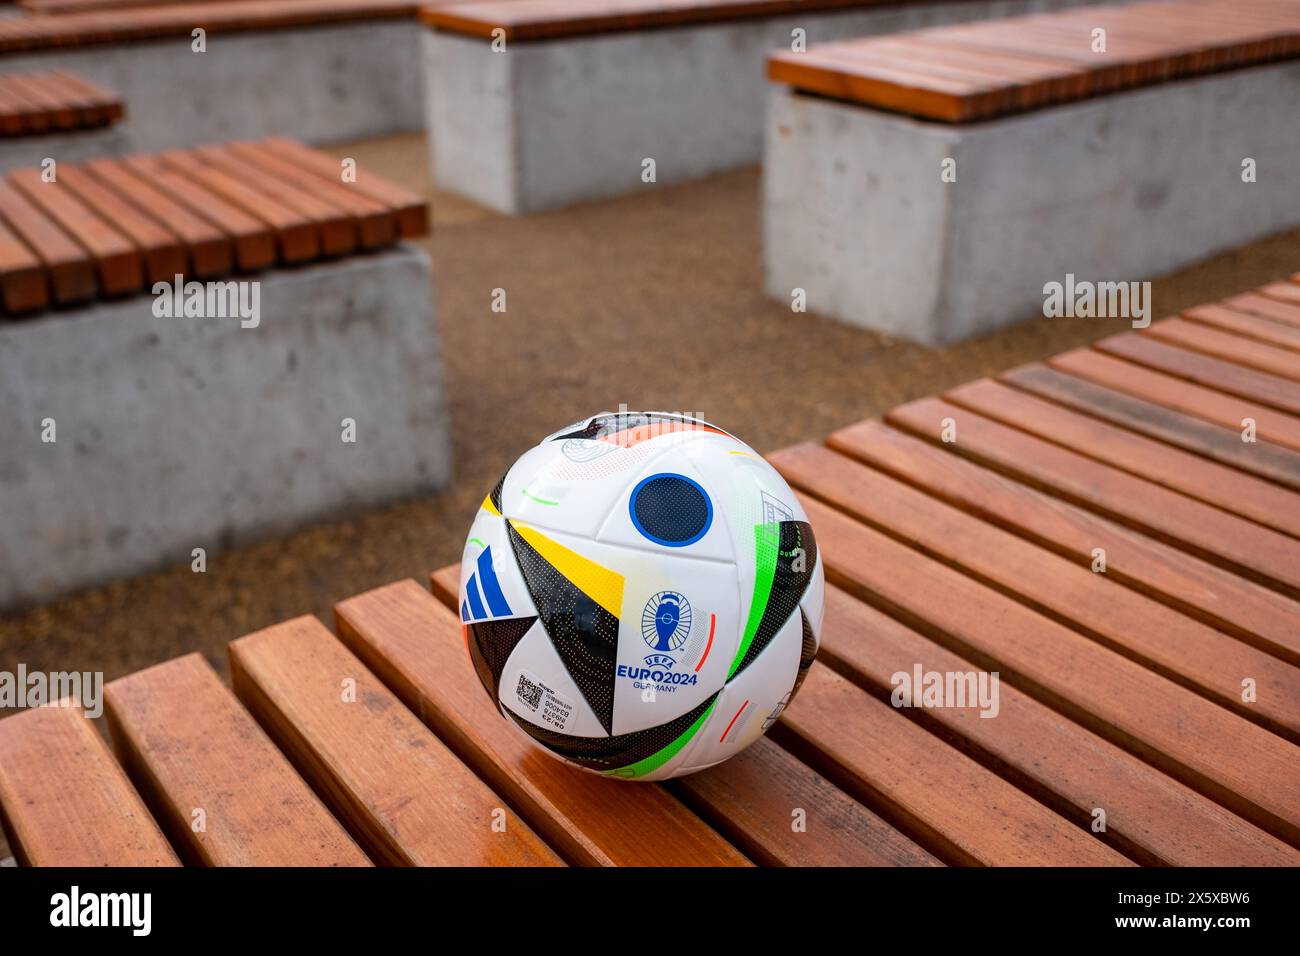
514;670;576;733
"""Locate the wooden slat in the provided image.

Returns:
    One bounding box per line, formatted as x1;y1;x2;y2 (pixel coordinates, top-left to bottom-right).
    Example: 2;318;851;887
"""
1184;303;1300;353
0;703;180;866
1260;280;1300;308
671;736;942;866
428;569;931;866
334;578;750;866
0;0;421;55
793;493;1300;846
1095;333;1300;416
82;157;233;278
8;168;142;296
105;653;372;867
825;419;1300;667
945;378;1300;539
0;212;47;314
813;582;1299;865
57;164;186;285
0;178;95;304
2;73;76;130
158;149;320;263
1047;347;1300;454
229;614;563;866
122;154;275;271
225;140;395;249
1146;316;1300;381
772;442;1300;741
886;396;1300;597
763;0;1300;122
192;144;356;257
262;137;428;238
1223;291;1300;330
775;664;1131;865
1000;363;1300;490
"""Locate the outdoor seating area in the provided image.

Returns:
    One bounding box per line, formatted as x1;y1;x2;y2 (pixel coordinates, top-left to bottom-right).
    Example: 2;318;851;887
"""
0;0;1297;882
764;0;1300;342
1;273;1297;866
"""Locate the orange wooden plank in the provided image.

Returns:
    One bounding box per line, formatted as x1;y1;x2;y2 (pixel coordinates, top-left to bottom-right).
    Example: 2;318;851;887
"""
777;664;1131;865
192;144;356;257
57;164;187;285
1000;363;1300;491
813;582;1299;865
671;735;942;866
0;211;46;314
334;578;750;866
82;157;233;278
1223;291;1300;330
105;653;372;867
122;154;275;271
1146;316;1300;382
1047;347;1300;454
1260;280;1300;308
229;614;563;866
159;149;320;263
773;441;1300;741
795;492;1300;847
0;178;95;304
0;703;179;866
826;419;1300;667
225;140;395;249
886;396;1300;598
8;167;142;296
1095;333;1300;416
262;137;428;238
1184;303;1300;353
946;378;1300;538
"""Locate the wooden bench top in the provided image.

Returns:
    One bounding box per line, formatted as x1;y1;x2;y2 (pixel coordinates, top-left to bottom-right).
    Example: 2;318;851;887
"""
768;0;1300;122
0;137;427;316
0;71;123;137
420;0;897;42
0;0;419;55
1;273;1298;866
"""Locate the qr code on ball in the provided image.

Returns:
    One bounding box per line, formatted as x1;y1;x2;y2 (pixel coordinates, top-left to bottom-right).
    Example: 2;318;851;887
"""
516;674;543;711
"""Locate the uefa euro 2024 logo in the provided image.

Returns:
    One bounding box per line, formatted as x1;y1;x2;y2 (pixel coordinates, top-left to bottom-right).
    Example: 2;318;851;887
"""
641;591;692;656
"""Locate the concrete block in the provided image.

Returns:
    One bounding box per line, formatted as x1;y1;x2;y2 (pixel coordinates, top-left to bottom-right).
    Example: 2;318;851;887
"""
0;20;424;159
763;61;1300;344
0;246;451;608
425;0;1114;213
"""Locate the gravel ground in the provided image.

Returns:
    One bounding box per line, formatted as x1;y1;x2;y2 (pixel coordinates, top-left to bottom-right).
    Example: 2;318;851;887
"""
3;131;1299;687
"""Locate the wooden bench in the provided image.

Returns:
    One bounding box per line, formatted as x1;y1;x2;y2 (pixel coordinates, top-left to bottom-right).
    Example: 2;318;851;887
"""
0;0;425;152
0;70;127;171
0;137;450;609
4;272;1298;866
417;0;1112;214
763;0;1300;343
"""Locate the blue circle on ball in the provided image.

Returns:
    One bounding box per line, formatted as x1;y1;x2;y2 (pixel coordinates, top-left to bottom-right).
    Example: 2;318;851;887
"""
629;473;713;547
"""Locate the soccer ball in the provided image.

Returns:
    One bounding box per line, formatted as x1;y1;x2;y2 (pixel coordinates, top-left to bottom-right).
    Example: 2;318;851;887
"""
457;411;823;782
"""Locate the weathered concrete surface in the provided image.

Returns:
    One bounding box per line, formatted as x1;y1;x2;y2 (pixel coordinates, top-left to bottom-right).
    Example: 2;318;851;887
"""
0;20;424;156
426;0;1113;213
764;61;1300;344
0;246;451;608
0;126;131;173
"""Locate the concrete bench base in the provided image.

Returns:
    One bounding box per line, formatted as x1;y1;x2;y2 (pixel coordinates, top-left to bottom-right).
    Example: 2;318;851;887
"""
0;246;451;609
763;61;1300;345
425;0;1108;214
0;21;423;156
0;126;131;173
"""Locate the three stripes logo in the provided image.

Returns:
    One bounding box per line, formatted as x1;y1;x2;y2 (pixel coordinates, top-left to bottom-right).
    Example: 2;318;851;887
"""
461;546;513;622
